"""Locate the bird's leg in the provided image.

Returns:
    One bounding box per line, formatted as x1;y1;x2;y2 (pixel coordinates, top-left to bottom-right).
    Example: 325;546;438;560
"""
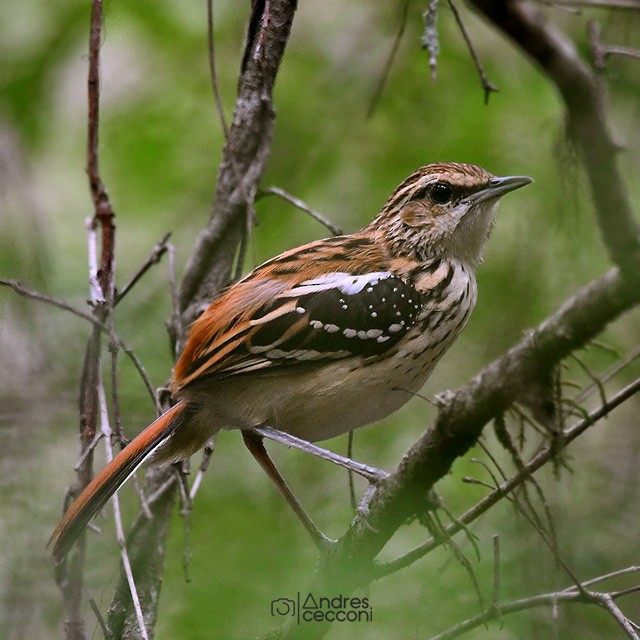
241;430;335;551
251;426;389;483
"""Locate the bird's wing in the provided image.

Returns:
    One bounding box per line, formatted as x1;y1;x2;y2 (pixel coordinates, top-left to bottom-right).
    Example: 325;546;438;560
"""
174;237;424;389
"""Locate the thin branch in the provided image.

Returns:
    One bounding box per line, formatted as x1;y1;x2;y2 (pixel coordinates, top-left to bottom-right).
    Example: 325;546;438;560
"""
448;0;499;104
367;0;409;117
575;344;640;403
598;45;640;60
189;438;216;501
0;278;107;328
114;232;171;305
429;571;640;640
422;0;440;81
206;0;229;138
257;186;343;235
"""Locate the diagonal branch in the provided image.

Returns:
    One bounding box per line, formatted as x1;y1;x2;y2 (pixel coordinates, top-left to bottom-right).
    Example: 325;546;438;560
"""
430;569;640;640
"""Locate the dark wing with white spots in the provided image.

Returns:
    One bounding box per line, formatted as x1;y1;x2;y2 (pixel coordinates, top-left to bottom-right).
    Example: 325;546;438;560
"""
178;271;423;385
249;271;422;358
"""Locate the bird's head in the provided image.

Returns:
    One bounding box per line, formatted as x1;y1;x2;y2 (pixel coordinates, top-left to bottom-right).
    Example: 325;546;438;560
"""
371;162;532;266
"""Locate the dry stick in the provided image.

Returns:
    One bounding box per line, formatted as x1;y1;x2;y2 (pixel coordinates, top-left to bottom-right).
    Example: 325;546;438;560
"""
59;1;122;637
367;0;409;117
599;45;640;60
575;344;640;403
56;1;116;634
347;431;357;512
422;0;441;81
0;278;108;327
253;426;389;482
257;186;343;235
88;214;150;639
189;438;216;501
589;19;640;69
114;232;171;305
377;375;640;578
167;242;183;360
206;0;229;138
429;577;640;640
448;0;499;104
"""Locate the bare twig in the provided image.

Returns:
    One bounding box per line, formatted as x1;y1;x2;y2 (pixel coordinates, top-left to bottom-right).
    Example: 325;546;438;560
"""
448;0;499;104
252;426;388;482
114;232;171;305
257;186;343;235
0;278;106;328
347;431;357;511
55;2;117;636
429;571;640;640
189;437;216;501
206;0;229;138
367;0;409;117
575;344;640;403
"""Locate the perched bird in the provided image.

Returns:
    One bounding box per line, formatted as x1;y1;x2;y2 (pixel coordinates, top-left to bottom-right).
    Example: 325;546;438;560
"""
49;162;531;561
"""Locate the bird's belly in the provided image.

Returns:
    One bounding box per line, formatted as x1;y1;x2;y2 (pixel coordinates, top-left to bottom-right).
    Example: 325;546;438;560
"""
191;334;450;442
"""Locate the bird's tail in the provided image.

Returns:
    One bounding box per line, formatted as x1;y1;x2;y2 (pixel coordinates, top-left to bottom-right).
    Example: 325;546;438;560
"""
48;401;186;563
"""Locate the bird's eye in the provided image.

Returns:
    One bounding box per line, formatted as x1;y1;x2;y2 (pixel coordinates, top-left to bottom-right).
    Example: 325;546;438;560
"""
430;182;452;204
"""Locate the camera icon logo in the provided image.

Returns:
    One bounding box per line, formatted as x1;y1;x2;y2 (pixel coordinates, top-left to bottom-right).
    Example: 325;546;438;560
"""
271;597;296;617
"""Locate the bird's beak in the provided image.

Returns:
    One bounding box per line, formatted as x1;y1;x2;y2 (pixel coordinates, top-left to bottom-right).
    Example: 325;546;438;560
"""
465;175;533;205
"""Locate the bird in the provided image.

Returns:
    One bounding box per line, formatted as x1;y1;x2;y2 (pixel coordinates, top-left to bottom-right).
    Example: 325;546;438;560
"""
49;162;532;562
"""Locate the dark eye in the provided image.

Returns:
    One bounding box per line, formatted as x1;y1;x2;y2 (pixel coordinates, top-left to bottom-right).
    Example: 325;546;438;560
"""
430;182;452;204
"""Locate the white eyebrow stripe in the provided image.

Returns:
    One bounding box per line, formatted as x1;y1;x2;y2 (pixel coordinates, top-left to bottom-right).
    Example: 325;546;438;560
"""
280;272;393;297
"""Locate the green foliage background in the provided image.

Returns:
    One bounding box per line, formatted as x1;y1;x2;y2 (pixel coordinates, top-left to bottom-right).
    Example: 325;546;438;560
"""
0;1;639;639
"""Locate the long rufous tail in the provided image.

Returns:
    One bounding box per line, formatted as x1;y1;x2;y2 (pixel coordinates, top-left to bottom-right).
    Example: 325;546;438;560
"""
48;401;186;563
